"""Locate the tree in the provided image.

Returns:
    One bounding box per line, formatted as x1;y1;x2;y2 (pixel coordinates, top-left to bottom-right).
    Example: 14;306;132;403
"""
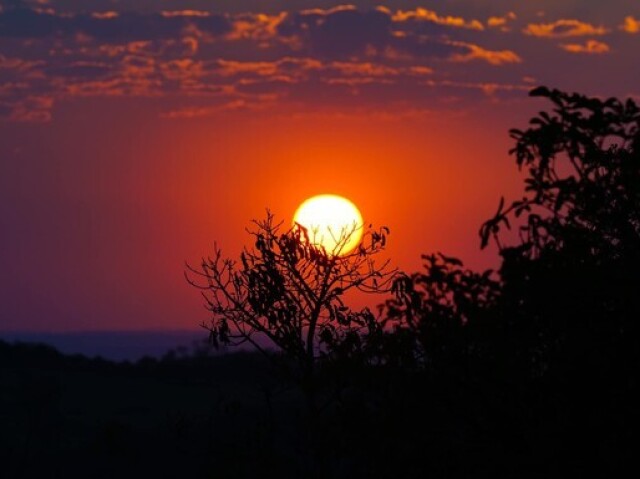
384;253;500;373
473;88;640;471
384;86;640;378
373;88;640;475
186;212;396;394
480;86;640;261
478;87;640;365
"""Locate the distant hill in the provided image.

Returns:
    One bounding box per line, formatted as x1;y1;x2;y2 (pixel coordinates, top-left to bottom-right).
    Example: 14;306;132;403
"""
0;330;217;362
0;340;295;479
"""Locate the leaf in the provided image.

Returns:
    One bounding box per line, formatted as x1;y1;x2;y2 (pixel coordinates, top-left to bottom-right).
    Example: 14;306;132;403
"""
529;86;550;98
438;253;463;267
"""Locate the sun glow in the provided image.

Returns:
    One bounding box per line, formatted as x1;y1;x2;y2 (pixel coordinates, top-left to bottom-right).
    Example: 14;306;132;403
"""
293;194;364;255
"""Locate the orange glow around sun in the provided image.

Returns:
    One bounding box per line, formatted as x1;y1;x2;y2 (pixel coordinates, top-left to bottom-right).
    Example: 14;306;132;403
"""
293;194;364;255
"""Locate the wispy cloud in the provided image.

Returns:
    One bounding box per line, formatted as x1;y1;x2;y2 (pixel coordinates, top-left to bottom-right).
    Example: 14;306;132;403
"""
487;12;517;31
0;3;632;122
524;19;607;38
620;16;640;34
390;7;484;31
449;42;522;65
560;40;610;54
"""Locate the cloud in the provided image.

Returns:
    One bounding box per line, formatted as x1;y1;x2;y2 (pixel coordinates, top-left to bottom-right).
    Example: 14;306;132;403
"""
0;53;51;121
44;61;113;79
160;100;249;119
0;3;628;122
227;12;287;41
487;12;517;31
160;11;211;18
423;79;530;97
620;16;640;33
0;94;53;122
560;40;610;54
329;61;399;77
449;42;523;65
278;7;393;58
0;7;232;41
91;11;119;20
524;19;608;38
390;7;484;31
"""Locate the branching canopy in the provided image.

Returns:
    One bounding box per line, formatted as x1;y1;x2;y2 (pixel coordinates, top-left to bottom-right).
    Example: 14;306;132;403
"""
481;86;640;261
186;212;397;374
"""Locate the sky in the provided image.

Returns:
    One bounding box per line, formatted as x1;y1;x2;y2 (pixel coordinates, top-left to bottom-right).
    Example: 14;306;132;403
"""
1;0;639;332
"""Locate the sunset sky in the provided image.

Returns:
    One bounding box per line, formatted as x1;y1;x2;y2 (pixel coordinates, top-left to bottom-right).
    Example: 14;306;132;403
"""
1;0;639;332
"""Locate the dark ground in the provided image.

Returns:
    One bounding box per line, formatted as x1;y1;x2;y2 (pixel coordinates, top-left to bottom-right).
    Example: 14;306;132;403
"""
1;339;635;479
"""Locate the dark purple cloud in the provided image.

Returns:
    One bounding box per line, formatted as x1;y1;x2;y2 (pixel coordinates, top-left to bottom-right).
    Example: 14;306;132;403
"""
0;7;232;41
1;2;637;122
278;7;392;57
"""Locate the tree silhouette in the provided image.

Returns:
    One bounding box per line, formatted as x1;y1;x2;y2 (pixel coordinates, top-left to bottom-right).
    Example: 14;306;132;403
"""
477;87;640;375
384;253;500;372
481;86;640;260
186;212;396;395
372;87;640;474
474;87;640;473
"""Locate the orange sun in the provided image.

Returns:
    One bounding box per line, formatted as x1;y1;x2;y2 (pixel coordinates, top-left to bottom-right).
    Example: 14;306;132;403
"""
293;194;364;255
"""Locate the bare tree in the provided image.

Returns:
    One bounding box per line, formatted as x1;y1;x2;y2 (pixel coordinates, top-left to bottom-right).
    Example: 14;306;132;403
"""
186;211;397;389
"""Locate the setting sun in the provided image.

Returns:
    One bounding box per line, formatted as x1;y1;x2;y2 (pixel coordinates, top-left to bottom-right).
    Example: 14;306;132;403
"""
293;194;364;255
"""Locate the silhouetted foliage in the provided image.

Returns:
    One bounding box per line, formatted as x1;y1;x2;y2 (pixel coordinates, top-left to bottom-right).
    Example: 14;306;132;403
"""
481;86;640;259
186;212;396;391
384;253;500;372
477;87;640;377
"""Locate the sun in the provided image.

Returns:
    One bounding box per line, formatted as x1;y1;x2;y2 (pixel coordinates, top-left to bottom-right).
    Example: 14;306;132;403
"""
293;194;364;255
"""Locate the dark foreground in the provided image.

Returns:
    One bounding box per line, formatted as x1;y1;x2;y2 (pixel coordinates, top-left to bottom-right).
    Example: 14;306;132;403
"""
0;339;634;479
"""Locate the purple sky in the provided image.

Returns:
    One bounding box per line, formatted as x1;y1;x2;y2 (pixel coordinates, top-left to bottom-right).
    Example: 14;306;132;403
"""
1;0;639;332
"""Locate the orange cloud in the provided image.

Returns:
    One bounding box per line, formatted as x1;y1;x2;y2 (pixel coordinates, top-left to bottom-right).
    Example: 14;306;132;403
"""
3;4;626;124
159;58;204;81
449;43;522;65
487;12;517;31
9;95;53;122
299;5;357;16
329;61;398;76
213;57;324;81
323;77;394;87
560;40;610;54
56;78;127;97
161;11;211;18
621;16;640;34
216;59;279;77
392;7;484;31
276;57;324;72
91;11;119;19
0;55;44;74
213;57;407;84
409;66;434;76
228;12;287;41
524;19;607;38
